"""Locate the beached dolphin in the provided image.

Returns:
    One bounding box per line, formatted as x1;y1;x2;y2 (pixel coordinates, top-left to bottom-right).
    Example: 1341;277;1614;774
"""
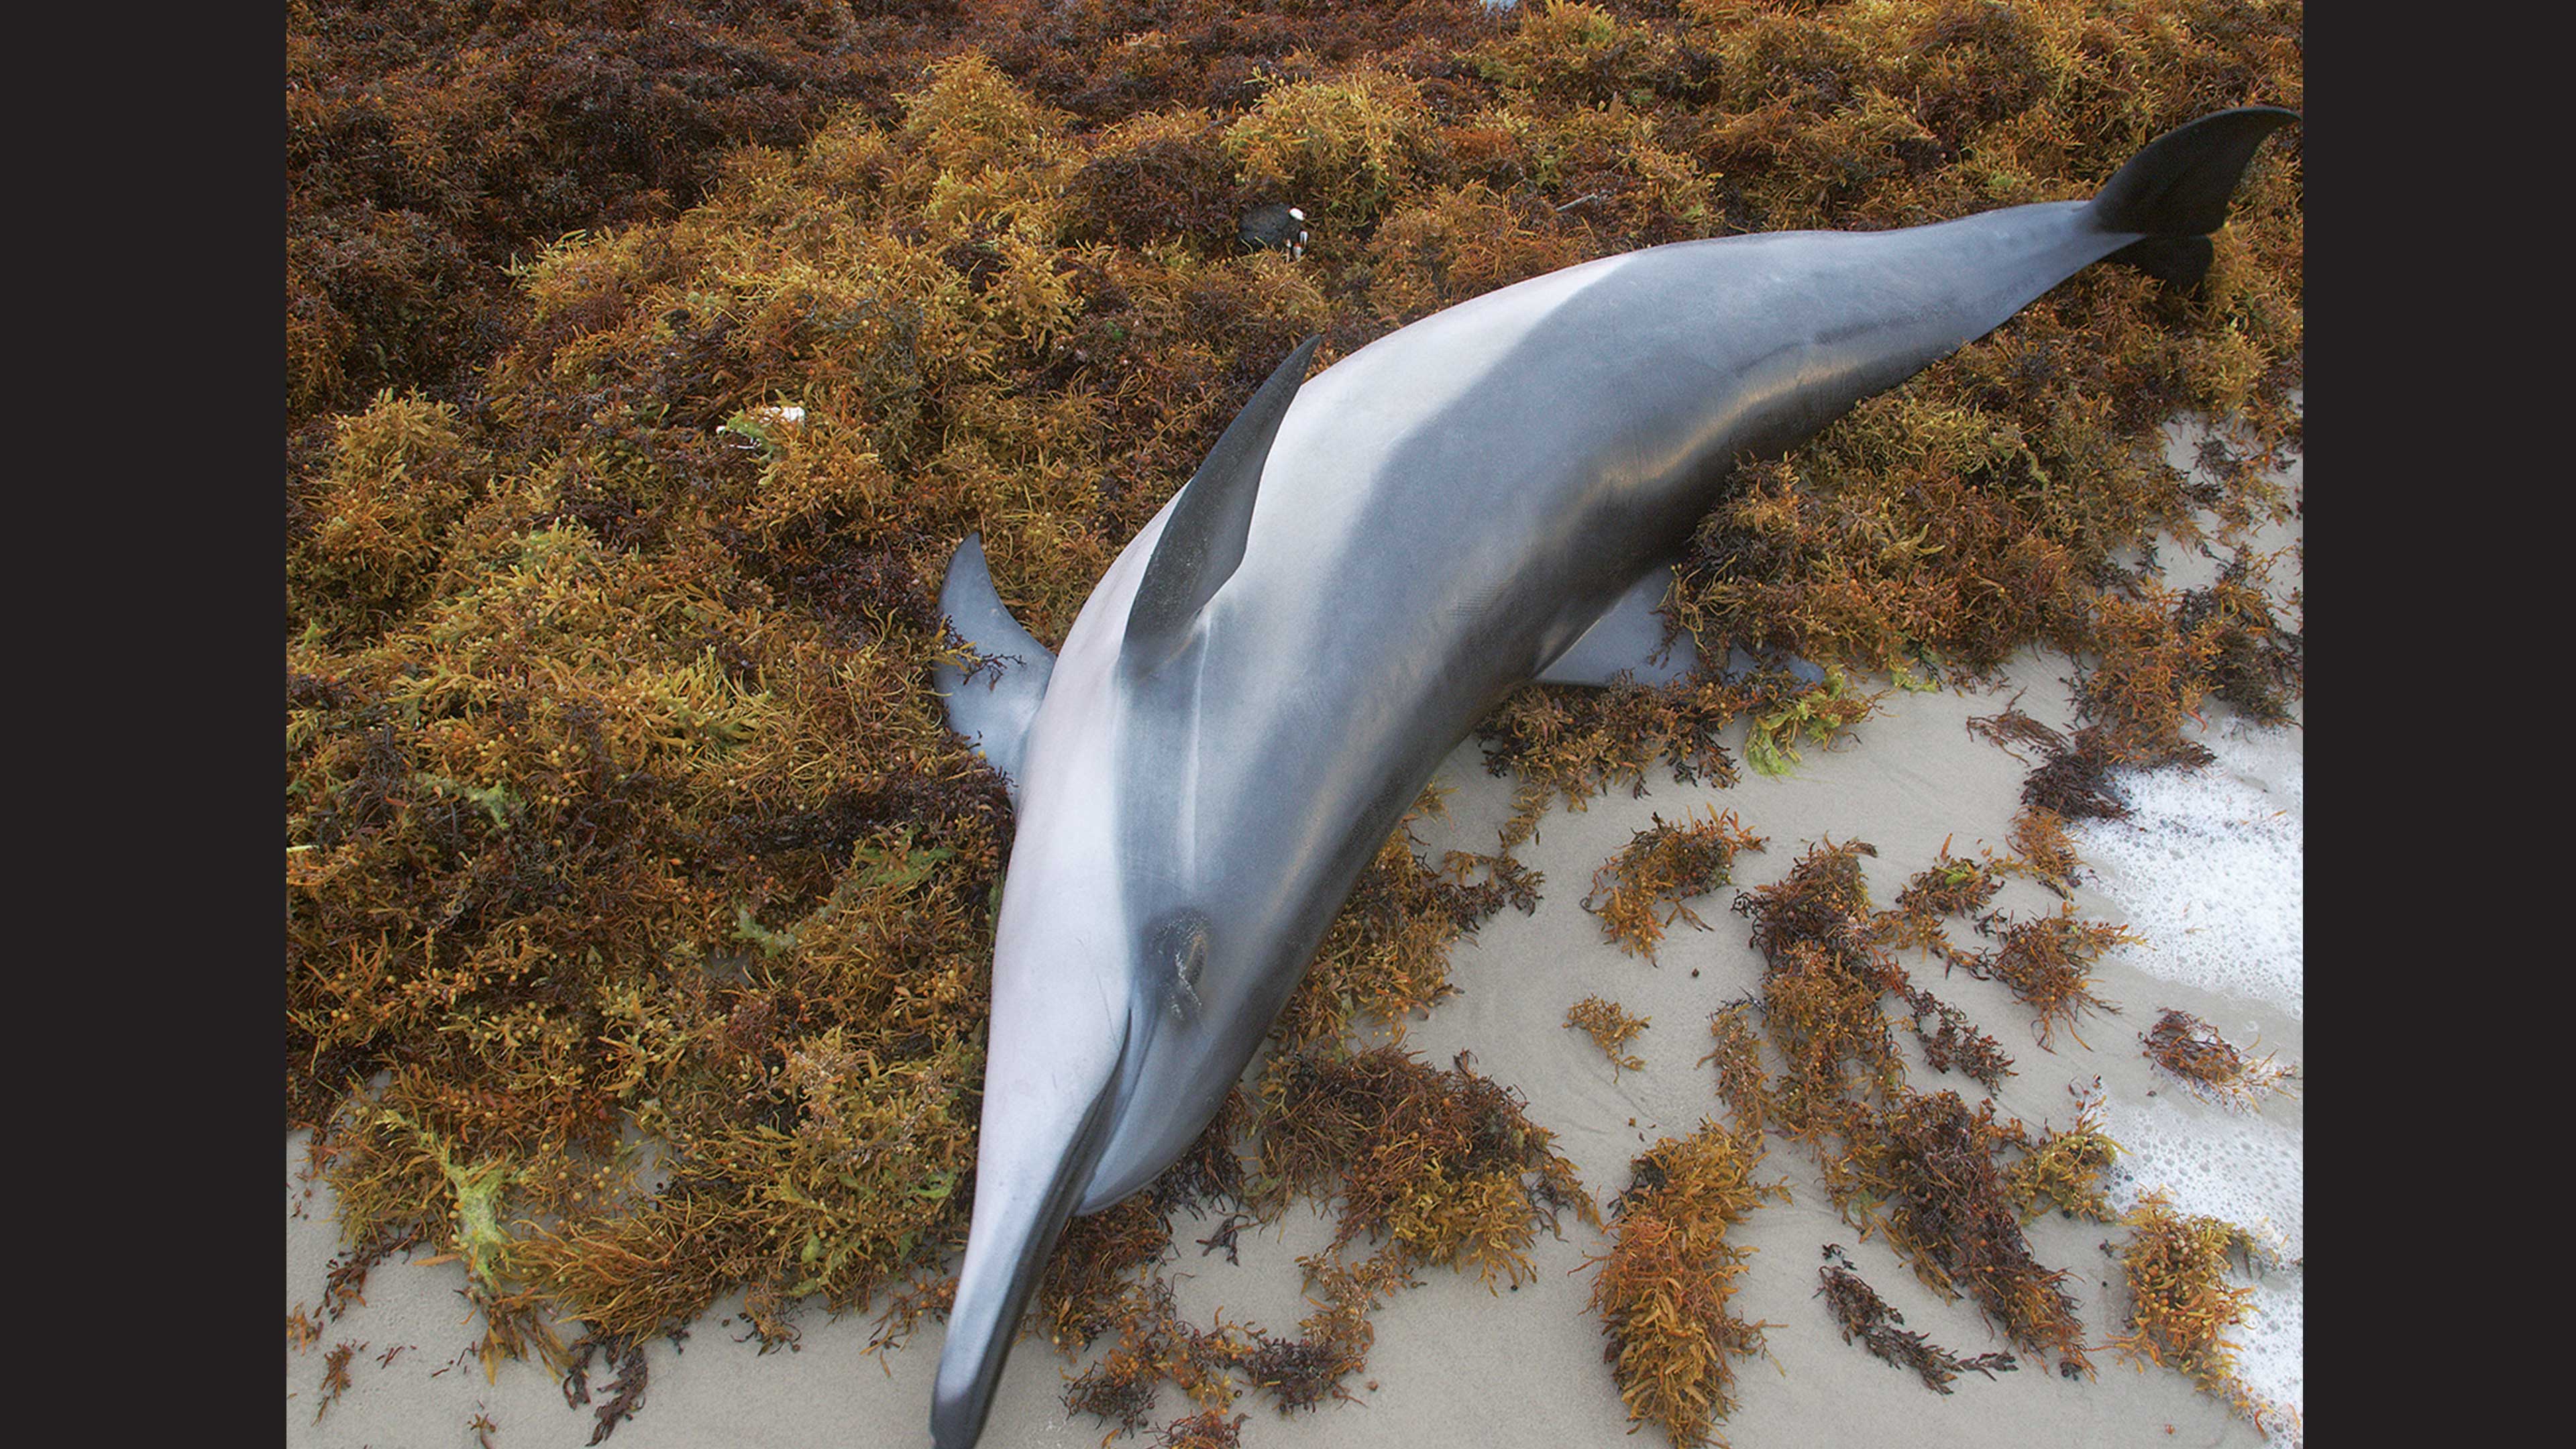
925;106;2296;1446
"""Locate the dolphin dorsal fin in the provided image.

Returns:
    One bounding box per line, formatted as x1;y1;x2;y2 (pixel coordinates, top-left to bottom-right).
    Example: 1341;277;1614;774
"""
932;533;1056;800
1122;335;1322;677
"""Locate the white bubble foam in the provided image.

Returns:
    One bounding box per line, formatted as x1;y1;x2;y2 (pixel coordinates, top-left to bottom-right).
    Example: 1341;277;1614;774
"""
2102;1094;2302;1263
2233;1273;2304;1441
2066;728;2304;1018
2102;1091;2304;1441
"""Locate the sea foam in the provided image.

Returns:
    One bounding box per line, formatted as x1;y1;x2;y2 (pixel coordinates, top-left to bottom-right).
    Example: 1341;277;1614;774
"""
2102;1095;2304;1265
2065;727;2304;1018
2072;723;2303;1440
2100;1093;2304;1441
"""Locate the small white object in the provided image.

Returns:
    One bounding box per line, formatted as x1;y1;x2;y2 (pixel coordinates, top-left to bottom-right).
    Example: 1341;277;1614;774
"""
718;403;808;449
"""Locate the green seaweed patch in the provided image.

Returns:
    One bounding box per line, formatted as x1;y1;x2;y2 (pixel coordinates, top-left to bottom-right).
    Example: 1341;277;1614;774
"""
1745;669;1882;777
1585;1121;1790;1448
2000;1077;2121;1224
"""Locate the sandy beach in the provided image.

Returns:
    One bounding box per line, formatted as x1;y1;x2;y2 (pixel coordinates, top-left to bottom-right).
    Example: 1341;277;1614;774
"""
287;414;2301;1449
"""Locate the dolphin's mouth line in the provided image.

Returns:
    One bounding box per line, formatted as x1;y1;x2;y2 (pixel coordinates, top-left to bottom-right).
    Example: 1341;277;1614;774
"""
931;1014;1132;1449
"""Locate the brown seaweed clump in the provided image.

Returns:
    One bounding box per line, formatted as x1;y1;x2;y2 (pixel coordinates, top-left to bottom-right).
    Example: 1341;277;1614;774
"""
1731;840;1910;1132
1038;1046;1599;1434
2002;805;2086;897
1057;1277;1260;1434
1967;703;2149;823
1876;846;2019;1092
1815;1243;2018;1395
2141;1010;2298;1110
284;0;1514;435
2171;549;2305;727
1252;1046;1596;1289
1585;1123;1790;1448
1150;1408;1251;1449
1724;840;2117;1379
1566;995;1652;1073
1974;907;2133;1049
1582;808;1767;961
2076;548;2304;768
1699;1001;1772;1135
2107;1191;2290;1438
1896;987;2018;1097
2000;1079;2122;1225
1475;674;1753;855
1822;1089;2094;1379
1880;841;2006;973
1964;547;2303;831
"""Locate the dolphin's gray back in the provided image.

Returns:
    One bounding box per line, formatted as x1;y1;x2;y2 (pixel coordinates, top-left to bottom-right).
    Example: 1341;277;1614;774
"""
1240;203;2113;688
1075;199;2137;1207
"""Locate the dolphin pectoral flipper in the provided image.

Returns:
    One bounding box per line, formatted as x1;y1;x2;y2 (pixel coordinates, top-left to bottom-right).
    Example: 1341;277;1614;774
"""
1122;335;1323;677
1537;563;1700;687
933;533;1057;798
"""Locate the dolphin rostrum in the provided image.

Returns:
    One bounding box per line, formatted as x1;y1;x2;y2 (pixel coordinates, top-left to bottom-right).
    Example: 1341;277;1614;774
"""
926;106;2296;1447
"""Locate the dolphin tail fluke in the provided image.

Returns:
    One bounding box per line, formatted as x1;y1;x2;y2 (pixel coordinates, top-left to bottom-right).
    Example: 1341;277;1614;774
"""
2087;105;2298;288
930;1026;1130;1449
